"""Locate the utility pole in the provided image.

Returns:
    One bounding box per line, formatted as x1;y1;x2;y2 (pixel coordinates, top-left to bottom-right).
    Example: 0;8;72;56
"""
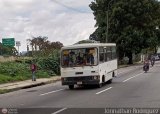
106;0;114;43
16;41;21;56
106;10;109;43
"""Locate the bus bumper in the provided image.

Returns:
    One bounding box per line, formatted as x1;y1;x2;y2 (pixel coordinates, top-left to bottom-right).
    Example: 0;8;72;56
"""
61;76;100;85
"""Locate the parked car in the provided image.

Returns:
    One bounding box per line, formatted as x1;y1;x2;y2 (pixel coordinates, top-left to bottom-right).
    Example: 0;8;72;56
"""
154;55;160;61
148;53;160;61
153;53;160;61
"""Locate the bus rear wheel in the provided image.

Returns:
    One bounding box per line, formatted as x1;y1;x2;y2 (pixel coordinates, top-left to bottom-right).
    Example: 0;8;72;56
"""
69;85;74;89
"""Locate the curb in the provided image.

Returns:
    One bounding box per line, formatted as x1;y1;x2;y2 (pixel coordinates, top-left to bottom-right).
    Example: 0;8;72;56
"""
0;77;61;94
21;78;61;89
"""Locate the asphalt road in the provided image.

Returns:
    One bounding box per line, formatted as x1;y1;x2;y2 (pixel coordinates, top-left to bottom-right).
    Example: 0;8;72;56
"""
0;62;160;114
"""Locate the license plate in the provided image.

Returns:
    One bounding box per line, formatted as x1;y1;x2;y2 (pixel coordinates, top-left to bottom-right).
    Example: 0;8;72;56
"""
77;82;82;84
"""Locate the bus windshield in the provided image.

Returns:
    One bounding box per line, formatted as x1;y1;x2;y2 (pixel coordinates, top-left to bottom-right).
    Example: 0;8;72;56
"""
61;47;98;67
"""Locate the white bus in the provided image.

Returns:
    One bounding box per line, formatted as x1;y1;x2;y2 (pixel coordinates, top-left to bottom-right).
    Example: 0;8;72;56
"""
60;43;117;89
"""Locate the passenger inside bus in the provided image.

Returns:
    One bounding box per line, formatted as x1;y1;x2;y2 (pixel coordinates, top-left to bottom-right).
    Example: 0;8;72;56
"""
62;48;96;67
63;54;69;66
85;49;95;65
76;53;83;65
89;53;94;65
69;51;76;66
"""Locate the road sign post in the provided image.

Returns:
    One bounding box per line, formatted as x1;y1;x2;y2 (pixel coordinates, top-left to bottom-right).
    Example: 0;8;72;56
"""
16;41;21;56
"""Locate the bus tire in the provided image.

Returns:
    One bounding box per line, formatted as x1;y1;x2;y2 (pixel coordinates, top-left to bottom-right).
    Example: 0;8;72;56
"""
108;79;112;84
112;72;115;77
97;83;102;88
69;85;74;89
102;75;105;83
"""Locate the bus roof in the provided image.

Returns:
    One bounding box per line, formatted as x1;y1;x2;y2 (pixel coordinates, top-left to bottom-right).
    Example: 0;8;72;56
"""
61;43;116;50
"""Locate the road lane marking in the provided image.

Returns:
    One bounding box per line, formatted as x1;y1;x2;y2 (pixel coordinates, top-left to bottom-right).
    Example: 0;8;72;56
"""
40;89;65;96
96;87;113;95
52;108;67;114
123;72;143;82
123;66;154;82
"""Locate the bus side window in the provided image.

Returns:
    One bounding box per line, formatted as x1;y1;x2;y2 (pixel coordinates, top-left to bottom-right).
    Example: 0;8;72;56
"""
106;47;112;61
99;47;104;63
112;47;117;59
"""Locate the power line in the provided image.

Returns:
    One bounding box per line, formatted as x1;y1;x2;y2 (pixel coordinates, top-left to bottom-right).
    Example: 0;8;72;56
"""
51;0;92;13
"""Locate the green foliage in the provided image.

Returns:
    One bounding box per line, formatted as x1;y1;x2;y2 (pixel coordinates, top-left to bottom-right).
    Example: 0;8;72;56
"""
0;89;11;94
75;39;99;44
26;36;63;57
35;49;60;75
0;49;61;83
89;0;160;64
0;62;30;78
0;43;18;56
0;74;28;84
36;70;50;78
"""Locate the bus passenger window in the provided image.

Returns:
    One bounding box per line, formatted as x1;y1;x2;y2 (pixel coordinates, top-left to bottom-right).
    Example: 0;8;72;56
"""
69;51;76;66
90;53;94;64
106;47;112;61
76;53;83;65
63;55;69;66
100;53;104;62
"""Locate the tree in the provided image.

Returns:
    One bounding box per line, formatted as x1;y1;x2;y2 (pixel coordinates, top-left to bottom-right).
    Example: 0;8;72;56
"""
27;36;48;51
75;39;99;44
27;36;63;56
89;0;160;64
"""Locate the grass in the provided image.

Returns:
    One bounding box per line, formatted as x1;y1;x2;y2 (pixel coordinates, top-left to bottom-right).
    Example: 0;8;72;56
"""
0;74;29;84
0;89;11;94
0;61;52;84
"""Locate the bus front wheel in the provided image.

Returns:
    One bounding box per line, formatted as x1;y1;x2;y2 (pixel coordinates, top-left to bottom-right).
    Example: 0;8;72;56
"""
97;83;102;88
69;85;74;89
108;79;112;84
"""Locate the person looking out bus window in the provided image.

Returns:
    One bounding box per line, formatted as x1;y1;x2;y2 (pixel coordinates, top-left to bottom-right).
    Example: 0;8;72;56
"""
76;53;83;65
89;53;94;65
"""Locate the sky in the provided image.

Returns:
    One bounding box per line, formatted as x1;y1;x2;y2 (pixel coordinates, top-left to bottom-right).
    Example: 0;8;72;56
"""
0;0;95;52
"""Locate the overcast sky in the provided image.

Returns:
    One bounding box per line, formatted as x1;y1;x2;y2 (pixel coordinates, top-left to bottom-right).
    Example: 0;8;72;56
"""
0;0;95;52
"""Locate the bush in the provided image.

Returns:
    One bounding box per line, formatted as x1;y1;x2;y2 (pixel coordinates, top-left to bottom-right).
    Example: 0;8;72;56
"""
36;70;50;78
0;50;61;83
35;49;61;75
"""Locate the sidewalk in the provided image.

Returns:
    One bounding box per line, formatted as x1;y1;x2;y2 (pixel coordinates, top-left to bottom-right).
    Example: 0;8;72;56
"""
0;76;61;93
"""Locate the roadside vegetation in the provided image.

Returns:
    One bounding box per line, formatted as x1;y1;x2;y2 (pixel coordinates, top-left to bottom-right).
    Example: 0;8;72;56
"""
0;54;60;84
0;36;62;84
0;89;11;94
89;0;160;64
1;0;160;84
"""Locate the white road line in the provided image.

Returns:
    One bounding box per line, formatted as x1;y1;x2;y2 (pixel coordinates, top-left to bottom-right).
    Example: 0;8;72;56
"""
40;89;64;96
123;66;154;82
52;108;67;114
123;72;143;82
96;87;113;95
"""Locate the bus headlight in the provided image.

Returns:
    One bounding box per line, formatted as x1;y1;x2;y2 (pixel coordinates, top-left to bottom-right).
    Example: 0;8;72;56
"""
94;76;99;80
61;77;67;81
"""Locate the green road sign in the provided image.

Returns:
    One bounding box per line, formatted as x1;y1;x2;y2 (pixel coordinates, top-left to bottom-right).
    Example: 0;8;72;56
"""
2;38;15;46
